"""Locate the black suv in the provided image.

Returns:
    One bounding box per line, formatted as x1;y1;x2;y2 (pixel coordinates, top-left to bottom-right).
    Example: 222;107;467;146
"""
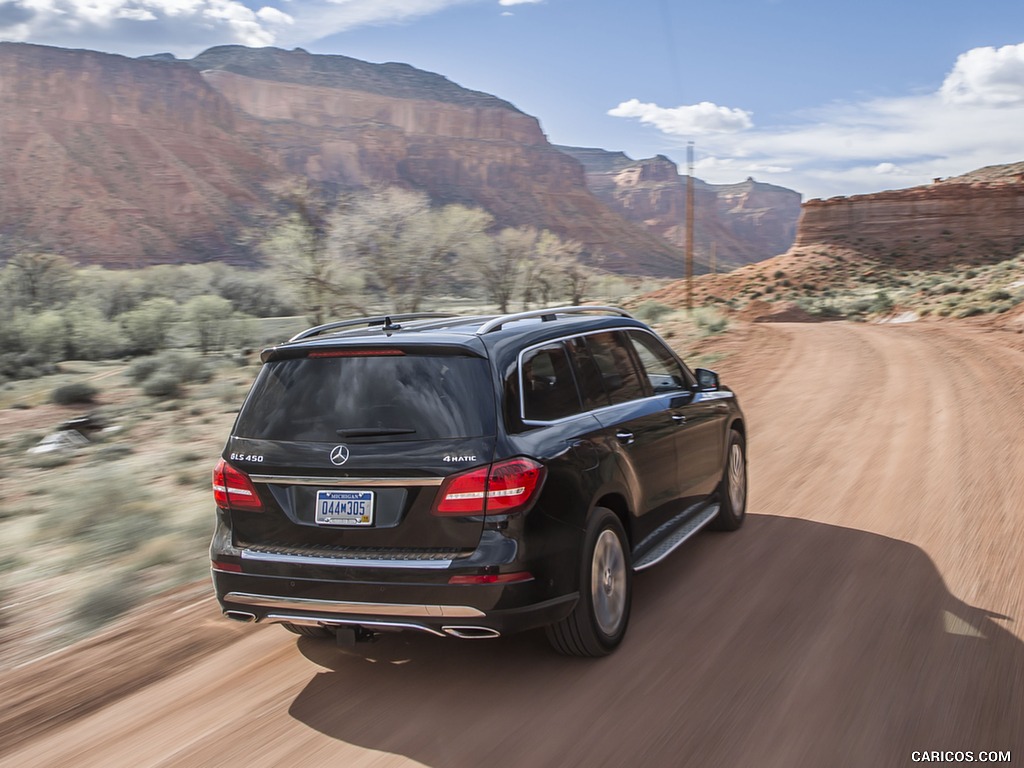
211;306;746;656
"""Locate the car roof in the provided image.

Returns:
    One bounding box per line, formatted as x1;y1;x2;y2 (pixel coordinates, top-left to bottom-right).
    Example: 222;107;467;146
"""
261;306;650;363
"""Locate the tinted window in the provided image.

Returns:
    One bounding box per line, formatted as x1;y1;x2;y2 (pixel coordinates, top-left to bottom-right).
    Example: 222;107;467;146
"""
521;343;581;421
627;331;689;393
566;336;610;410
235;354;496;441
581;332;646;405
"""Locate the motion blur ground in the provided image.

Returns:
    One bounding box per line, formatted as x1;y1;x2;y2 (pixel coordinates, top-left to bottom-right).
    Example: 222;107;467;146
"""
1;319;1022;766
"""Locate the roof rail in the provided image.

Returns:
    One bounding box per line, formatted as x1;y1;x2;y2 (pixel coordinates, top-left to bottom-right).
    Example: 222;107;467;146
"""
475;305;634;335
289;313;458;342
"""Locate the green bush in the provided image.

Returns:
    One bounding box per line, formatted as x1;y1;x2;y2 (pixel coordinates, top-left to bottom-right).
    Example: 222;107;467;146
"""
127;356;162;383
52;382;98;405
634;301;673;323
693;307;729;335
72;579;142;633
142;373;181;399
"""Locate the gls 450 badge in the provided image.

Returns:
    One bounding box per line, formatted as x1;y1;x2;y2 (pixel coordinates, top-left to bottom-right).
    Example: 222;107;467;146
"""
443;455;477;462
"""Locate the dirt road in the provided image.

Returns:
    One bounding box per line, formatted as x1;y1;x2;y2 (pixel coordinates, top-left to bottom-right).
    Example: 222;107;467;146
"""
3;321;1023;767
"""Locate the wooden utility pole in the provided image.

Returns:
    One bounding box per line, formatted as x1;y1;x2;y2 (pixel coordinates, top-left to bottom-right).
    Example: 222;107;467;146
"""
685;141;695;311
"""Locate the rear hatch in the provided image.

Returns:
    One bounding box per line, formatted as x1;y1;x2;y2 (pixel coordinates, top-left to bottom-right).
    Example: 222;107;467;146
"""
222;345;497;559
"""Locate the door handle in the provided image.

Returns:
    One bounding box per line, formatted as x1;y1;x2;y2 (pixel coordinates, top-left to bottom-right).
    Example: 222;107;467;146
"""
671;413;687;424
615;430;635;445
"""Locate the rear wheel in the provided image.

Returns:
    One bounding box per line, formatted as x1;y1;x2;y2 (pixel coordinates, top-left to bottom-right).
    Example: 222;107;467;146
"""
710;430;746;531
546;507;632;657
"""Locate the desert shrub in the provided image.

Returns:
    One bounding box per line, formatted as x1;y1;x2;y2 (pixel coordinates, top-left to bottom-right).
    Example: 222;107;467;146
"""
773;270;786;279
142;373;181;399
72;579;143;632
763;286;774;294
693;307;729;335
988;289;1012;302
162;351;213;384
127;356;162;383
52;382;98;405
869;291;895;315
955;306;983;318
634;301;673;323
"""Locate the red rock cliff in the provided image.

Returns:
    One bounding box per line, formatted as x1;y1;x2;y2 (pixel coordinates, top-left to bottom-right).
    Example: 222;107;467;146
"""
0;43;280;265
796;174;1024;266
557;148;801;270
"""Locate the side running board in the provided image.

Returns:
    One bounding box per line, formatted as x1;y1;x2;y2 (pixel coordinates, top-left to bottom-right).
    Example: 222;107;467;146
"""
632;504;719;571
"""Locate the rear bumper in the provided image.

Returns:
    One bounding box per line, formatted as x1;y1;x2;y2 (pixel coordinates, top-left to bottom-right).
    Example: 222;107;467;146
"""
213;570;577;637
210;516;581;637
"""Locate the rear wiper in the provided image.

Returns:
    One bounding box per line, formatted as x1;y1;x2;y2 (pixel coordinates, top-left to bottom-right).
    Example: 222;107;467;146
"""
336;427;417;437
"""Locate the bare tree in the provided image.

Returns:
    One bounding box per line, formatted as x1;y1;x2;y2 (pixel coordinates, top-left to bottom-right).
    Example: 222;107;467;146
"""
330;188;492;312
260;184;365;325
2;251;76;311
469;226;538;314
529;231;590;306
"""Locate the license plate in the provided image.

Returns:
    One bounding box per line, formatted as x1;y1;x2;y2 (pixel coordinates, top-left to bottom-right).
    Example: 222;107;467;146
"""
315;490;374;526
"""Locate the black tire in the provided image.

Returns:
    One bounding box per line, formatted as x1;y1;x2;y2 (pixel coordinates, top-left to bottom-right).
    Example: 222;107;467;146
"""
546;507;632;657
709;430;747;531
281;622;334;638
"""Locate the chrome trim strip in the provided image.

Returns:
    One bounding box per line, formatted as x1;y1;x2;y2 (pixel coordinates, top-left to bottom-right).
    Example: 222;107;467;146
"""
477;305;633;335
226;592;485;618
248;474;444;487
240;549;454;570
442;626;501;639
264;614;448;637
693;391;735;402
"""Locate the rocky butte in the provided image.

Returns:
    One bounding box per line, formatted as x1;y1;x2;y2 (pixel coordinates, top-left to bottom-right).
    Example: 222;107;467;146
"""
796;163;1024;268
556;147;802;269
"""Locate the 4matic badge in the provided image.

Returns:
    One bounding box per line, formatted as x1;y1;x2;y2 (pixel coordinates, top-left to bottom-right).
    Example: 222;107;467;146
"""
329;444;351;466
443;455;477;462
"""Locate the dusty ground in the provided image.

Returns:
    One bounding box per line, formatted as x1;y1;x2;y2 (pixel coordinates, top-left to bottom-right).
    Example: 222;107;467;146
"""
2;320;1023;767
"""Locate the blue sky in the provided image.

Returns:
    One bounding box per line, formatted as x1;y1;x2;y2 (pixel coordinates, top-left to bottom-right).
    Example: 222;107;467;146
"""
4;0;1024;199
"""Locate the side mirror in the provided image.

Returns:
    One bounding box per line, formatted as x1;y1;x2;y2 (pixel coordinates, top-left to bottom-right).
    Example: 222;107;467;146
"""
695;368;720;391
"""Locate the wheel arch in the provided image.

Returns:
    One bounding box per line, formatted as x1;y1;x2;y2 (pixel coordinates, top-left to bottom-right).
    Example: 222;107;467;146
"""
591;493;633;549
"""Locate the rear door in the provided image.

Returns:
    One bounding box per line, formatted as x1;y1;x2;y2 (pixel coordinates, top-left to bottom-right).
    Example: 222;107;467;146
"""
225;347;496;555
567;331;685;541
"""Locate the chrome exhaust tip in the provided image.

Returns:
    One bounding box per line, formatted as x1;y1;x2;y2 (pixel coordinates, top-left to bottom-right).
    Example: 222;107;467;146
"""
443;626;501;639
225;610;257;623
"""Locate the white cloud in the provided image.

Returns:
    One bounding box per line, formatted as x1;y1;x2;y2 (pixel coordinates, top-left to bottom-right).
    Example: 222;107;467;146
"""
256;5;291;24
0;0;474;56
613;43;1024;199
499;0;541;5
608;98;753;135
940;42;1024;106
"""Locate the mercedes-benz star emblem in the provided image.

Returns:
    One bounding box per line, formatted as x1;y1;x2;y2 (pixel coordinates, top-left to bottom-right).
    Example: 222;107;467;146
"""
329;444;350;466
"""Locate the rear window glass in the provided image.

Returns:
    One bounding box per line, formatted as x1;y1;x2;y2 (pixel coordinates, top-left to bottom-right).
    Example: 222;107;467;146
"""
235;354;496;442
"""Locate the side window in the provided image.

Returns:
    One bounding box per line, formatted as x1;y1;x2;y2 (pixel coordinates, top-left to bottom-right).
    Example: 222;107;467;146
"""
520;343;582;422
566;336;610;410
627;331;690;393
581;331;646;405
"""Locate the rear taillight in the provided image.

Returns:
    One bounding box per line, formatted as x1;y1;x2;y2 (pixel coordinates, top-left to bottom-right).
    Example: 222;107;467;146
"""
213;459;263;511
433;458;545;516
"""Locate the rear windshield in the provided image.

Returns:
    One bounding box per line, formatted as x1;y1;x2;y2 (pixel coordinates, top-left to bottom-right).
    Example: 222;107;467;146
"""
234;354;496;442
